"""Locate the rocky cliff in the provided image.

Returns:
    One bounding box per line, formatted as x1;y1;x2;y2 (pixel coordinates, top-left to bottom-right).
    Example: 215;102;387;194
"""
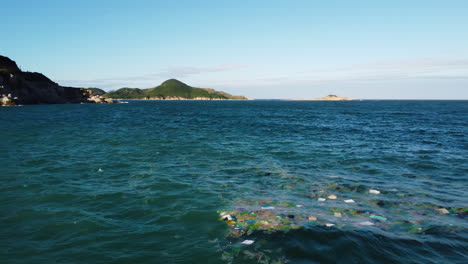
0;56;113;105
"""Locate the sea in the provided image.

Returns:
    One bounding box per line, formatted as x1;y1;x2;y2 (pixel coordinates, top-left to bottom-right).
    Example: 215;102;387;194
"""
1;100;467;264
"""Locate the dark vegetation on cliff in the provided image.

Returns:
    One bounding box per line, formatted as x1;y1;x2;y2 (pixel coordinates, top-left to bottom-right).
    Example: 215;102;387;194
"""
104;79;247;100
87;88;106;96
0;55;112;105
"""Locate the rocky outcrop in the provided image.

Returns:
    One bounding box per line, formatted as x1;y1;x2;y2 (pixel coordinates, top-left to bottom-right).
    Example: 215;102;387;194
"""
1;93;17;106
0;55;114;105
87;94;115;103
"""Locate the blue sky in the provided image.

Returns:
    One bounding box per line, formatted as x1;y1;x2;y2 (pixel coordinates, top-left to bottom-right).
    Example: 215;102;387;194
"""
2;0;468;99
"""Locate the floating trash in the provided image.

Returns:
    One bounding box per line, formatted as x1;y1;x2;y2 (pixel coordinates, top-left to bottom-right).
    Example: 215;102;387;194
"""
241;240;255;245
215;179;467;264
370;215;387;221
451;208;467;219
217;188;467;238
436;208;449;214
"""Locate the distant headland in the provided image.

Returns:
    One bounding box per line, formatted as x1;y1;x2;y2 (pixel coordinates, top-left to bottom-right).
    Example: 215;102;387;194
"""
310;95;355;101
0;55;248;106
104;79;249;100
293;95;355;101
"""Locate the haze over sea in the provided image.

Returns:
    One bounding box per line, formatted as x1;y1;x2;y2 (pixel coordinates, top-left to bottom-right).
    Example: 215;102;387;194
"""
1;100;467;263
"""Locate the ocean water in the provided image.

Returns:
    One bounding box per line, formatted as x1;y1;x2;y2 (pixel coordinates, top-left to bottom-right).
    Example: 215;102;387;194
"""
1;100;467;264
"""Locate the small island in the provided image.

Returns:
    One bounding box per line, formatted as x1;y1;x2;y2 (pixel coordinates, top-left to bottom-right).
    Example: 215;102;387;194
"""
298;95;355;101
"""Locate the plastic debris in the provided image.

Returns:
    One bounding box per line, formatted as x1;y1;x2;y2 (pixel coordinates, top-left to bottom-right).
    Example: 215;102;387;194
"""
408;226;423;233
370;215;387;221
220;212;233;221
376;201;386;207
98;168;103;172
241;240;255;245
217;195;465;238
436;208;449;214
452;208;467;219
328;194;337;199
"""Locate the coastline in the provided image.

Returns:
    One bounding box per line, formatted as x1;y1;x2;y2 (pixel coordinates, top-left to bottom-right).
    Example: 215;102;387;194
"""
114;97;253;101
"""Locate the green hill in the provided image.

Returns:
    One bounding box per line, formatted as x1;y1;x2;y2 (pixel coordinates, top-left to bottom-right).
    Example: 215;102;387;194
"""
105;88;144;99
104;79;247;100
